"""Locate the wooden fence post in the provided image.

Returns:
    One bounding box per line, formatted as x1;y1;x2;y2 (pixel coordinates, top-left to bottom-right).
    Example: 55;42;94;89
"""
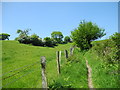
56;51;61;74
70;47;74;55
59;51;61;65
64;50;68;59
41;56;47;89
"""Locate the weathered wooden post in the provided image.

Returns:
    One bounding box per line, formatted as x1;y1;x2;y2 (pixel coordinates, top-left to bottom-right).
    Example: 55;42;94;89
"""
59;51;61;65
70;47;74;55
64;50;68;59
41;56;47;89
56;51;61;74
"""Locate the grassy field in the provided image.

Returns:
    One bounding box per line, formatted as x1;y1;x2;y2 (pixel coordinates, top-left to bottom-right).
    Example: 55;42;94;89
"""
2;40;88;88
2;40;73;88
2;40;119;88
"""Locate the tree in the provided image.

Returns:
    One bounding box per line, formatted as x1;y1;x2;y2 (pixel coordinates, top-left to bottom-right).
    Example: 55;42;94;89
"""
64;36;71;43
30;34;44;46
71;20;106;50
44;37;53;47
0;33;10;40
30;33;39;39
51;31;63;44
17;29;31;38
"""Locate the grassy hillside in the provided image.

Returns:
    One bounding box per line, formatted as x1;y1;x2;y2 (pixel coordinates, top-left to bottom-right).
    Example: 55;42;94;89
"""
84;39;119;88
2;39;119;88
2;40;88;88
2;40;73;88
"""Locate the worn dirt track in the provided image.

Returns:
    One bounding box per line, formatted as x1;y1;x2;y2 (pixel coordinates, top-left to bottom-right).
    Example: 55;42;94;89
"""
86;60;94;89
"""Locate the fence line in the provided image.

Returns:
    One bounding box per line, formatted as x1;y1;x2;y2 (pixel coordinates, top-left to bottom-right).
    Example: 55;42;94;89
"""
1;68;40;88
1;46;75;88
1;61;39;77
1;62;39;81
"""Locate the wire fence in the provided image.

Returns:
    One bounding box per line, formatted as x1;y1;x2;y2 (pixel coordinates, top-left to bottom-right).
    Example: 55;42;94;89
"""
1;61;40;81
1;61;41;88
1;68;40;88
1;61;39;77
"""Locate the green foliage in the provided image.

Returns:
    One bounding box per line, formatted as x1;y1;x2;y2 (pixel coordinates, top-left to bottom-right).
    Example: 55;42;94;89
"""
91;32;120;65
16;30;44;46
49;48;88;88
85;50;119;88
0;33;10;40
16;30;66;47
71;20;106;50
64;36;71;43
30;33;39;39
17;29;31;38
51;31;64;44
85;32;120;88
44;37;54;47
110;32;120;62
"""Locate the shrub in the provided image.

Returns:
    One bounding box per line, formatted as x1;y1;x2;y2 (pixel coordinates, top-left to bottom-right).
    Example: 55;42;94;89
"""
0;33;10;40
44;37;54;47
91;32;120;65
64;36;71;43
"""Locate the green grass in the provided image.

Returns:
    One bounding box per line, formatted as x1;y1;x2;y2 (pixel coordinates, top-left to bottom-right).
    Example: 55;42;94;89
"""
2;40;73;88
49;48;88;88
3;40;118;88
85;49;119;88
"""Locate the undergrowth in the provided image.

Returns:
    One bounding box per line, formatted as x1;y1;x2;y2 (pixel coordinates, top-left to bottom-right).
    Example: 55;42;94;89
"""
49;48;88;88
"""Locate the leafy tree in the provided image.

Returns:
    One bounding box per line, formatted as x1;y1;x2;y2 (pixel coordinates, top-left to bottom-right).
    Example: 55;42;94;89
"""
30;33;39;39
30;34;44;46
64;36;71;43
18;36;31;44
0;33;10;40
17;29;31;38
51;31;64;44
71;20;106;50
44;37;53;47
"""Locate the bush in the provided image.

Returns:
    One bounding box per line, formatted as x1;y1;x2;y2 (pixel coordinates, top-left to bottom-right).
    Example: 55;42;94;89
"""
64;36;71;43
44;37;56;47
0;33;10;40
18;37;31;44
30;38;44;46
18;36;44;46
91;32;120;65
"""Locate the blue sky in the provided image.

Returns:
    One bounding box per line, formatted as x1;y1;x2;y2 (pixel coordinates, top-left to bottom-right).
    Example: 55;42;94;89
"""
2;2;118;40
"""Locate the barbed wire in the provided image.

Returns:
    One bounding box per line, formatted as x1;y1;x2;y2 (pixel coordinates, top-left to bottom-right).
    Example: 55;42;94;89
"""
1;61;40;81
1;68;40;88
0;61;40;77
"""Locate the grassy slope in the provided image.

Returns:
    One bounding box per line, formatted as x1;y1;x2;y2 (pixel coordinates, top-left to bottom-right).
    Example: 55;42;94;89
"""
85;46;119;88
49;48;88;88
2;40;72;88
2;40;88;88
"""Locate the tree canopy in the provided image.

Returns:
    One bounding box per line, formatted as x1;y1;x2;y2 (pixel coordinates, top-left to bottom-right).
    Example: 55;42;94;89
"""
0;33;10;40
64;36;71;43
71;20;106;50
17;29;31;38
51;31;64;43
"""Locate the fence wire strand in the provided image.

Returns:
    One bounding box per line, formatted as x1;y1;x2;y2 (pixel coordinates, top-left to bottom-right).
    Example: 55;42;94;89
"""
1;61;39;77
1;68;40;88
1;61;40;81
